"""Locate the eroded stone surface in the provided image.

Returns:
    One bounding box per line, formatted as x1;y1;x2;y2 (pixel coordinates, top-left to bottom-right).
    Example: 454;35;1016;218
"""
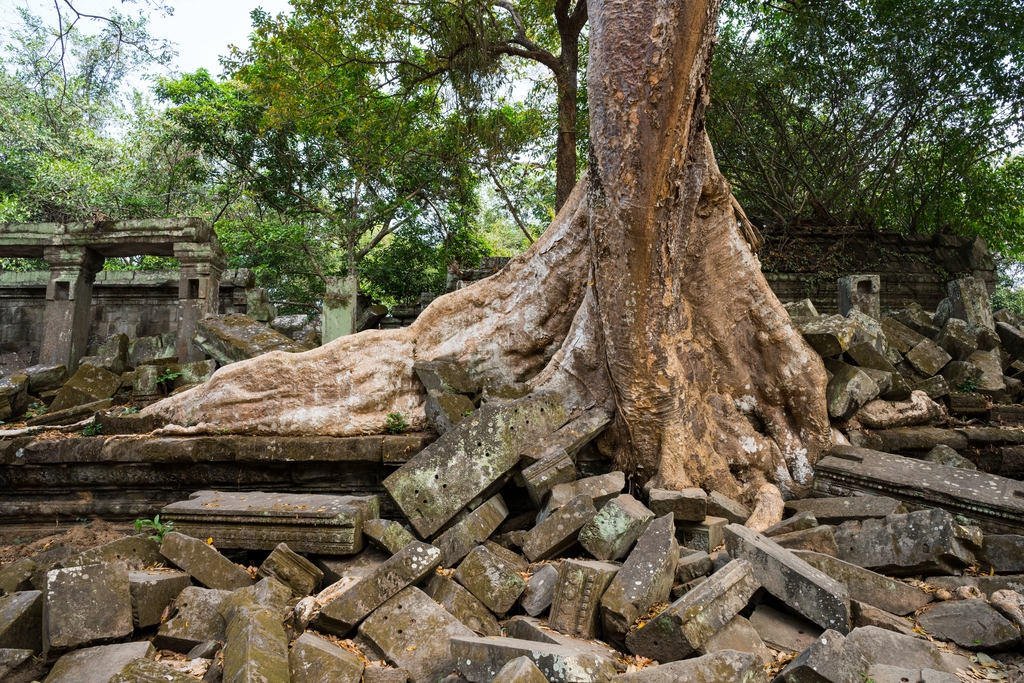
434;495;508;568
676;516;727;553
522;495;597;562
44;563;133;652
648;488;707;522
257;542;324;597
154;586;232;652
538;473;625;523
521;564;559;617
290;631;364;683
695;615;772;666
548;559;619;640
423;574;501;636
613;650;766;683
44;642;156;683
129;569;191;628
916;599;1021;651
491;656;549;683
160;532;254;591
846;626;969;675
453;545;526;616
363;519;418;556
792;550;932;615
451;636;618;683
0;590;42;651
776;629;868;683
784;496;905;524
749;604;822;653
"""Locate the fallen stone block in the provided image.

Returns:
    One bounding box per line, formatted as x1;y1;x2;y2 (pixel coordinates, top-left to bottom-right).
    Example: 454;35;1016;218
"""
193;314;304;365
707;492;751;524
967;349;1005;392
792;550;932;615
160;532;254;591
491;656;549;683
0;590;42;651
996;320;1024;359
548;559;620;639
675;550;713;583
413;357;480;396
359;587;476;683
23;364;68;393
108;658;198;683
362;668;410;683
772;525;840;557
926;574;1024;598
521;564;559;617
434;495;508;568
939;360;983;392
363;519;418;556
797;315;856;357
312;546;388;584
522;495;597;562
978;534;1024;573
63;535;162;571
129;569;190;628
785;298;819;318
865;665;959;683
163;491;373;555
537;472;625;523
882;317;927;354
578;494;654;561
671;575;707;599
451;636;618;683
850;600;919;638
776;629;868;683
221;597;290;683
825;361;880;420
892;304;940;338
425;390;476;435
846;625;970;675
44;563;133;652
916;598;1020;651
764;511;818;537
613;650;766;683
49;364;121;412
905;339;952;377
483;540;529;573
624;558;759;662
676;516;727;552
44;642;156;683
503;616;623;668
289;631;364;683
520;410;611;465
453;545;526;616
648;488;707;522
257;542;323;597
856;391;942;430
315;540;441;636
934;319;978;361
695;614;772;665
0;649;34;681
923;444;976;470
725;524;851;633
522;449;577;506
154;586;231;652
947;277;994;330
0;558;36;595
914;375;950;400
424;573;501;636
385;394;568;537
849;427;968;453
749;604;822;653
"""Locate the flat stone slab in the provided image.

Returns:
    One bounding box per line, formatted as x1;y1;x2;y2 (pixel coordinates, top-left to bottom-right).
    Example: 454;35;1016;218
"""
696;615;772;666
978;534;1024;573
916;599;1021;651
154;586;232;652
108;658;198;683
384;394;568;538
538;472;625;523
772;525;840;556
648;488;707;522
492;657;549;683
163;491;376;554
521;564;559;617
160;532;254;591
453;545;526;616
613;650;766;683
221;598;290;683
257;543;324;597
358;587;476;683
725;524;851;633
707;492;751;524
423;574;501;636
578;494;654;561
363;519;418;556
522;495;597;562
522;449;577;506
776;629;868;683
792;550;932;615
44;563;133;652
0;590;42;651
503;616;624;670
63;535;162;571
548;559;620;639
290;632;364;683
451;636;618;683
749;604;822;653
846;625;970;675
0;558;36;594
129;569;191;628
434;495;508;568
784;496;906;525
44;641;156;683
814;446;1024;534
675;516;727;552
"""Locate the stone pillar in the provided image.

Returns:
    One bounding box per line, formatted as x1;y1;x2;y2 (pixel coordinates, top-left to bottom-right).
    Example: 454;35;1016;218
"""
322;274;358;343
174;242;225;363
837;275;881;320
39;246;104;372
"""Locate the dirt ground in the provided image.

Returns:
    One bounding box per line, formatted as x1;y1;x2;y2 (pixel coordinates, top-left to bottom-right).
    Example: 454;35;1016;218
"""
0;520;132;566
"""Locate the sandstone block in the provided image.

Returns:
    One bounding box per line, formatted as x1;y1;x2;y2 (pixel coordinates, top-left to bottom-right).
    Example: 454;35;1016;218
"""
0;591;42;651
675;550;712;583
108;658;197;683
978;534;1024;573
613;650;766;683
423;573;501;636
537;472;625;523
825;360;880;419
434;495;508;568
453;545;526;616
846;625;970;675
257;543;323;597
425;390;476;435
503;616;623;667
696;615;772;665
923;444;976;470
522;495;596;562
947;277;994;330
63;536;162;571
450;636;618;683
0;558;36;595
749;604;822;653
797;315;856;357
491;656;549;683
49;364;121;412
784;496;905;525
676;516;727;552
707;492;752;524
154;586;231;652
578;494;654;561
772;525;840;557
764;511;818;537
792;550;931;615
128;569;190;628
776;629;868;683
413;357;480;396
916;599;1020;651
548;559;619;639
521;564;559;617
289;632;364;683
44;563;133;652
363;519;418;556
44;642;156;683
160;532;254;591
221;599;290;683
522;449;576;506
648;488;707;522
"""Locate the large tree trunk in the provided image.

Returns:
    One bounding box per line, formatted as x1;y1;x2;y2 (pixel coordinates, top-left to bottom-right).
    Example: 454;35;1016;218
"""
145;0;829;503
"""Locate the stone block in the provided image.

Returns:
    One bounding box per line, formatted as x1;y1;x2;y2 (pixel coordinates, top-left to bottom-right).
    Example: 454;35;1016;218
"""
257;543;324;597
128;569;190;628
363;519;417;556
0;649;33;680
450;636;618;683
599;514;677;643
707;492;751;524
63;535;162;571
791;551;931;616
193;314;304;365
866;666;959;683
749;604;822;653
947;277;993;330
850;600;919;638
548;559;619;639
882;317;927;354
676;516;727;552
108;658;197;683
764;511;818;537
892;304;941;338
0;373;28;419
503;616;623;667
772;525;840;557
725;524;851;633
624;558;759;662
996;320;1024;359
846;625;970;675
434;495;508;567
162;491;373;555
783;496;905;525
384;394;568;538
289;632;363;683
154;586;231;652
413;357;479;396
358;587;476;683
914;375;950;399
491;657;549;683
613;650;766;683
425;390;475;435
453;545;526;616
522;495;596;562
160;532;254;591
967;349;1005;392
0;558;36;595
44;642;156;683
315;541;441;636
24;364;67;393
839;275;881;320
939;360;982;392
696;615;772;665
978;534;1024;573
848;309;887;354
905;339;951;378
221;599;290;683
578;494;654;561
916;599;1020;651
776;629;868;683
796;315;856;357
44;563;133;652
824;360;880;419
648;488;707;522
522;449;577;506
423;574;501;636
312;546;388;583
482;541;528;573
934;319;978;361
49;364;121;412
0;590;42;651
785;299;819;318
521;564;559;617
923;444;976;470
675;550;712;583
538;472;626;523
362;669;409;683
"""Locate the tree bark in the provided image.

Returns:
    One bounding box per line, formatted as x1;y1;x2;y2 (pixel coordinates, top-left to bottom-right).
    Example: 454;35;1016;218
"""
553;24;580;211
146;0;829;503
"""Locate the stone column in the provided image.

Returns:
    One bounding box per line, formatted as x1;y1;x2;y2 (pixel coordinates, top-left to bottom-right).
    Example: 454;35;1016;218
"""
322;274;358;344
40;246;104;372
838;274;881;320
174;242;225;363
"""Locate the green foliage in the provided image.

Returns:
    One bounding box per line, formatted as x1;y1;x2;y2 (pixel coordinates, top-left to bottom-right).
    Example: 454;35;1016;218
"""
81;422;102;436
134;514;174;541
957;376;983;393
24;402;46;419
992;287;1024;318
385;412;408;434
157;370;182;386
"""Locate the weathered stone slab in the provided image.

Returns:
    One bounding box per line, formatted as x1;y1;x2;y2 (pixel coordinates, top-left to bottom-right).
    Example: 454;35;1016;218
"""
934;319;978;361
846;625;970;675
675;550;712;583
108;658;198;683
129;569;190;628
49;364;121;412
0;558;36;595
522;449;576;506
483;540;529;574
548;559;619;639
978;534;1024;573
425;390;476;435
44;642;156;683
917;599;1020;651
491;656;549;683
825;361;880;419
648;488;707;522
413;357;480;396
384;394;568;538
600;514;678;643
797;315;856;356
676;516;727;552
772;525;840;556
914;375;950;400
776;629;868;683
785;298;819;318
193;314;304;365
423;574;501;636
865;666;959;683
926;574;1024;598
221;597;290;683
522;495;596;562
0;649;33;680
163;491;373;555
44;563;133;652
850;600;919;637
0;590;42;651
434;495;508;567
578;494;654;561
923;444;976;470
63;535;162;571
521;564;559;617
312;546;389;583
905;340;952;377
358;587;476;683
160;532;254;591
503;616;623;669
154;586;231;652
290;631;363;683
538;472;625;522
792;551;931;615
725;524;851;633
748;604;822;653
453;545;526;616
947;277;994;330
624;558;759;662
696;615;772;665
850;427;968;453
613;650;766;683
257;542;323;597
363;519;418;556
521;410;611;464
450;636;618;683
765;511;818;537
967;349;1005;392
814;446;1024;534
882;317;927;354
315;541;441;636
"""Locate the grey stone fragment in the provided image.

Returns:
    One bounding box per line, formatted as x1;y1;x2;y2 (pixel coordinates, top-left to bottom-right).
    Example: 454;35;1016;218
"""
839;275;880;320
522;449;577;506
670;575;707;599
851;600;920;638
914;375;950;400
996;321;1024;359
905;340;952;377
784;496;905;525
108;658;197;683
696;615;772;665
613;650;767;683
358;587;476;683
257;542;323;597
675;550;712;583
63;535;162;571
44;563;133;652
848;308;887;353
648;488;707;522
934;319;978;361
519;410;611;464
825;361;880;419
503;616;623;667
129;569;190;628
939;360;982;391
725;524;851;633
453;545;526;616
221;596;290;683
792;550;932;616
846;626;970;675
522;495;596;562
947;277;994;330
866;666;959;683
450;636;618;683
675;516;728;552
49;364;120;412
916;599;1021;651
797;315;856;356
362;669;409;683
966;349;1005;393
548;559;619;639
537;472;625;523
882;317;928;354
289;631;363;683
521;564;559;617
154;586;232;652
423;573;501;636
160;532;254;591
785;299;819;318
313;547;389;583
624;558;759;662
923;445;976;470
0;590;42;651
187;641;220;659
764;511;818;537
425;390;476;435
315;541;441;636
776;629;868;683
772;526;840;557
707;492;751;524
363;519;418;556
24;364;68;393
491;656;549;683
434;495;508;567
978;534;1024;572
578;494;654;561
599;514;678;643
0;648;33;679
749;604;822;653
413;357;479;396
43;641;156;683
0;558;36;595
225;577;292;616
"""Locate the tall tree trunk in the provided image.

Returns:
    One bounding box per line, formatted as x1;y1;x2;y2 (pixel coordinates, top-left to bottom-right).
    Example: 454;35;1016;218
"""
146;0;829;503
554;36;579;211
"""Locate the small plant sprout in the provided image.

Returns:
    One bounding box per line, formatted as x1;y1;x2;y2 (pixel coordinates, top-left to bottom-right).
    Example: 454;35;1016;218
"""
134;514;175;541
385;412;408;434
